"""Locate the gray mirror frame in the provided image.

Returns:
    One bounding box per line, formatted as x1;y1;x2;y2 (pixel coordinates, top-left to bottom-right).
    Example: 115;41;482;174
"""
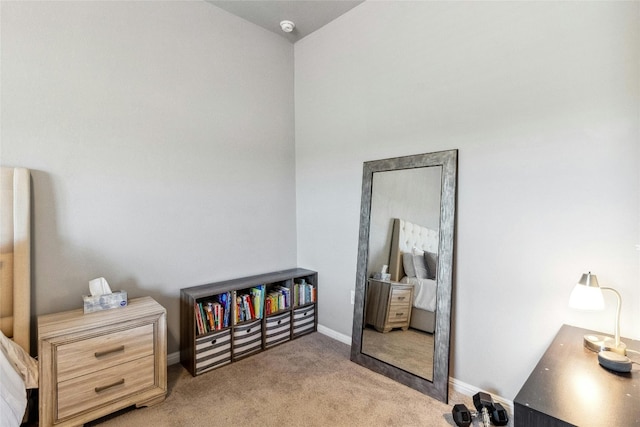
350;149;457;403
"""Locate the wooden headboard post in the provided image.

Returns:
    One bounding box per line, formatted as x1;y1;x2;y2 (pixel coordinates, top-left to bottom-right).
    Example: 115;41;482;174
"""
389;219;403;282
0;167;31;353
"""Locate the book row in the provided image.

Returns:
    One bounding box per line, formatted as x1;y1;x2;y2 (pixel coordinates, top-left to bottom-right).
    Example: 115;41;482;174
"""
294;281;316;306
195;291;231;335
265;285;290;315
194;283;317;336
235;285;265;324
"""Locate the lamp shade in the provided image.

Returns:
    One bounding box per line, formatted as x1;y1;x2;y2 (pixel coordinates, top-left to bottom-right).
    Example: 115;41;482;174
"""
568;272;626;354
569;272;605;310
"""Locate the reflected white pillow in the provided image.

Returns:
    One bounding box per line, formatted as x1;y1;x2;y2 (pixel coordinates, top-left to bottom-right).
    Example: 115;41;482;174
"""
413;254;428;279
402;252;416;278
411;247;428;279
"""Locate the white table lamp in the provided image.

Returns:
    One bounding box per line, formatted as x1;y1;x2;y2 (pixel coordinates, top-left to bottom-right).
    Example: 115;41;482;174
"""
569;272;626;355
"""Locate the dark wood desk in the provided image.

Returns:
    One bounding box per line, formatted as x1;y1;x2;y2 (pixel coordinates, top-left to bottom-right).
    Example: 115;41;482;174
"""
514;324;640;426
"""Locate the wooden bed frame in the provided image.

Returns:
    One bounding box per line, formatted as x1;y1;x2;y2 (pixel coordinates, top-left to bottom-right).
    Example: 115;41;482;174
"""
388;218;437;333
0;167;31;354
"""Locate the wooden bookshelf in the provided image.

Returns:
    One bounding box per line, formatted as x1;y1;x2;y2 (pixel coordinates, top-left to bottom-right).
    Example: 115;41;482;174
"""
180;268;317;376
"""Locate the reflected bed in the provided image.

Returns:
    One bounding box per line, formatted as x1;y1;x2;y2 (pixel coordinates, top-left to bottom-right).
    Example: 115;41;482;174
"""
389;218;437;333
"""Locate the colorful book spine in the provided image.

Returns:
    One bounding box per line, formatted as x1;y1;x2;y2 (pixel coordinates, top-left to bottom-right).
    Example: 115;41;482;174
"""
219;292;230;328
199;303;209;333
194;303;203;334
195;302;209;335
205;303;214;330
251;285;264;319
243;295;254;320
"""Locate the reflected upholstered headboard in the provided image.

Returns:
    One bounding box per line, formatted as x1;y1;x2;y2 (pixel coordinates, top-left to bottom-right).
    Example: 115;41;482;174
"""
0;167;31;353
389;218;438;282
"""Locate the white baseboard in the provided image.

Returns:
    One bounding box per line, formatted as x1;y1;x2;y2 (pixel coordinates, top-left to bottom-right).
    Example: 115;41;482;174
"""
168;351;180;366
317;323;352;345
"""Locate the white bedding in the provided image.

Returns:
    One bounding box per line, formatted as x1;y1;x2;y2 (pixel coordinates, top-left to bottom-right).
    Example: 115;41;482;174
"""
0;331;38;427
400;276;437;312
0;343;27;427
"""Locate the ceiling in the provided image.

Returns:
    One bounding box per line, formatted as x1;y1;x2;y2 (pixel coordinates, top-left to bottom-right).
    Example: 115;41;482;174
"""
207;1;364;43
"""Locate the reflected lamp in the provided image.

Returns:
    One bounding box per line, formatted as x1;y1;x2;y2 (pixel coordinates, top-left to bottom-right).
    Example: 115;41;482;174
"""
569;272;626;355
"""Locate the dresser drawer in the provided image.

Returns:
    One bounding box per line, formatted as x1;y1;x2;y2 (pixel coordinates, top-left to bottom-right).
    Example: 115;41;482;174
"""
195;329;231;375
57;354;155;420
387;304;410;324
390;288;411;305
233;319;262;360
56;323;154;382
265;311;291;348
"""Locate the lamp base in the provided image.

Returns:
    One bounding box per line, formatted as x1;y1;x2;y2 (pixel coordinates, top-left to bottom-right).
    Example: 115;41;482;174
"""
583;334;627;355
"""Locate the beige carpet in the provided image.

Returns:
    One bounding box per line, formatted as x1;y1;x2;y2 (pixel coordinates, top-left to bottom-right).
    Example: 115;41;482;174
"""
87;333;473;427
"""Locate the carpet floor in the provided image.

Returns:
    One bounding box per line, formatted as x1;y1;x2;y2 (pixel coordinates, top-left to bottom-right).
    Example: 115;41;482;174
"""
87;332;474;427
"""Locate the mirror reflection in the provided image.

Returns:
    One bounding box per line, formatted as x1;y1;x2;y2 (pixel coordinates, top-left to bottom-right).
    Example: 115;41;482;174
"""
350;149;456;403
361;167;441;380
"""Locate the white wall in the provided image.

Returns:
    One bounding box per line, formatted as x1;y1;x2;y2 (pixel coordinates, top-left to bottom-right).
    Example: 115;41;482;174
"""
295;1;639;399
1;1;296;354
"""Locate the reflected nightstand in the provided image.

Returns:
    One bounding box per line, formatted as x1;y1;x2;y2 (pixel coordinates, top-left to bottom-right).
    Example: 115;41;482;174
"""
365;279;413;333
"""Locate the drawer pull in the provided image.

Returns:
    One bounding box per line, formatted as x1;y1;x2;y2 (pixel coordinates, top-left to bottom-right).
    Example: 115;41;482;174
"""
277;320;282;325
246;328;251;334
396;313;404;316
94;378;125;393
398;296;405;300
94;345;125;358
211;339;217;345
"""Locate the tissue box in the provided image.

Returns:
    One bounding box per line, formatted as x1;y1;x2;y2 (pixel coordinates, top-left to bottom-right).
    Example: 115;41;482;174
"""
83;291;128;313
373;273;391;281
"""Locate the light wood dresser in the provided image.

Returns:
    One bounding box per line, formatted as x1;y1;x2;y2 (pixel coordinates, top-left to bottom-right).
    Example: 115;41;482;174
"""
365;279;413;333
38;296;167;427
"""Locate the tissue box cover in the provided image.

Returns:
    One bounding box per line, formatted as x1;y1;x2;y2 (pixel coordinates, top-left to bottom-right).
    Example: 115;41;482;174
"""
372;273;391;281
83;291;128;313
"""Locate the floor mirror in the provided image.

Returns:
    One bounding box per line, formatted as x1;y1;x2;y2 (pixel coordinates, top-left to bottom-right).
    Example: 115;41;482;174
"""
350;149;457;403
